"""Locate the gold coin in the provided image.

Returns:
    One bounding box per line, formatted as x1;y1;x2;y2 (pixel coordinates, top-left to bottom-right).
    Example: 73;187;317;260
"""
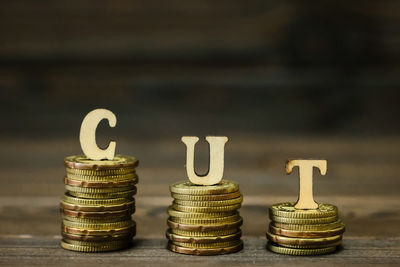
267;242;337;255
166;229;241;243
66;173;138;183
266;232;342;247
270;214;338;224
62;224;135;236
172;191;241;201
169;214;241;225
62;230;135;241
269;223;345;238
61;240;131;252
60;208;134;218
167;218;242;231
60;200;135;212
64;155;138;170
272;220;344;231
62;219;134;230
269;202;338;219
62;214;131;223
64;177;138;187
168;241;243;255
172;240;241;249
62;238;131;247
174;196;243;207
68;189;137;199
278;240;343;249
65;184;136;194
167;206;236;218
172;203;241;213
62;192;133;206
170;228;238;237
170;180;239;195
66;167;135;176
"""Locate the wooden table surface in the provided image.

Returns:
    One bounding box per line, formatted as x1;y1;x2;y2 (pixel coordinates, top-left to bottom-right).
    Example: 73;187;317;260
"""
0;135;399;266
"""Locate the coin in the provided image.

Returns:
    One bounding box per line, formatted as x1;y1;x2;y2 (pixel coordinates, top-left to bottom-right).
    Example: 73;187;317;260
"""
64;155;138;170
62;231;135;241
62;214;132;223
266;232;342;247
170;180;239;195
167;218;243;231
174;196;243;207
62;193;132;206
277;240;343;249
171;240;241;249
68;189;137;199
172;191;241;201
60;200;135;212
66;167;135;176
168;240;243;255
169;214;241;225
62;238;131;247
269;202;338;219
62;219;134;230
267;242;337;256
66;173;137;182
269;214;338;224
171;228;238;237
172;203;241;213
166;229;241;243
65;184;136;194
272;220;343;231
167;206;236;218
61;240;131;252
269;223;345;238
61;153;139;252
63;224;135;236
60;208;134;218
63;226;134;237
64;177;138;187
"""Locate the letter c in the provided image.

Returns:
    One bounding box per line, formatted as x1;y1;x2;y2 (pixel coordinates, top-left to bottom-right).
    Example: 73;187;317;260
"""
79;108;117;160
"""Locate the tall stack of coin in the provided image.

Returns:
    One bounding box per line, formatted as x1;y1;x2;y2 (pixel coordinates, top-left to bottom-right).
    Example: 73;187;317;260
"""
166;180;243;255
60;155;139;252
267;202;345;256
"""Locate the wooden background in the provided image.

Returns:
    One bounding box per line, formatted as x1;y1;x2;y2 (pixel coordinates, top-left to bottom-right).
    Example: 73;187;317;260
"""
1;0;400;138
0;0;399;266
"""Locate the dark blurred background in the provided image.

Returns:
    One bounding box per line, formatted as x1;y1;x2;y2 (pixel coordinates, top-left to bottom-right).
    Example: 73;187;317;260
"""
0;0;400;242
1;0;399;138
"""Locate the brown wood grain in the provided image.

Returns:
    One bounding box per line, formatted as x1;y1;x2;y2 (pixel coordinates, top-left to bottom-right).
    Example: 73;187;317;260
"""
0;0;398;61
0;237;399;266
0;137;399;265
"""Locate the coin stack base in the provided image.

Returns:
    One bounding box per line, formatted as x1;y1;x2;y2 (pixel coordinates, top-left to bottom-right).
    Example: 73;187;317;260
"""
267;202;345;256
60;155;139;252
167;180;243;256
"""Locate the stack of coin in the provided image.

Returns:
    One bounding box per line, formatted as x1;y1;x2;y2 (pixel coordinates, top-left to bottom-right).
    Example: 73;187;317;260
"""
60;155;139;252
166;180;243;256
267;202;345;256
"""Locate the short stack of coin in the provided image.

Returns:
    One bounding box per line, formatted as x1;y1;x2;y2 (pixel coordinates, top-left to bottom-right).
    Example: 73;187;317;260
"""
267;202;345;256
166;180;243;256
60;155;139;252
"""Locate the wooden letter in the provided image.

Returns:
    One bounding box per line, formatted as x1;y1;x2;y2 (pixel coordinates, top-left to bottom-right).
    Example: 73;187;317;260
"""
182;136;228;185
79;109;117;160
286;159;327;210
